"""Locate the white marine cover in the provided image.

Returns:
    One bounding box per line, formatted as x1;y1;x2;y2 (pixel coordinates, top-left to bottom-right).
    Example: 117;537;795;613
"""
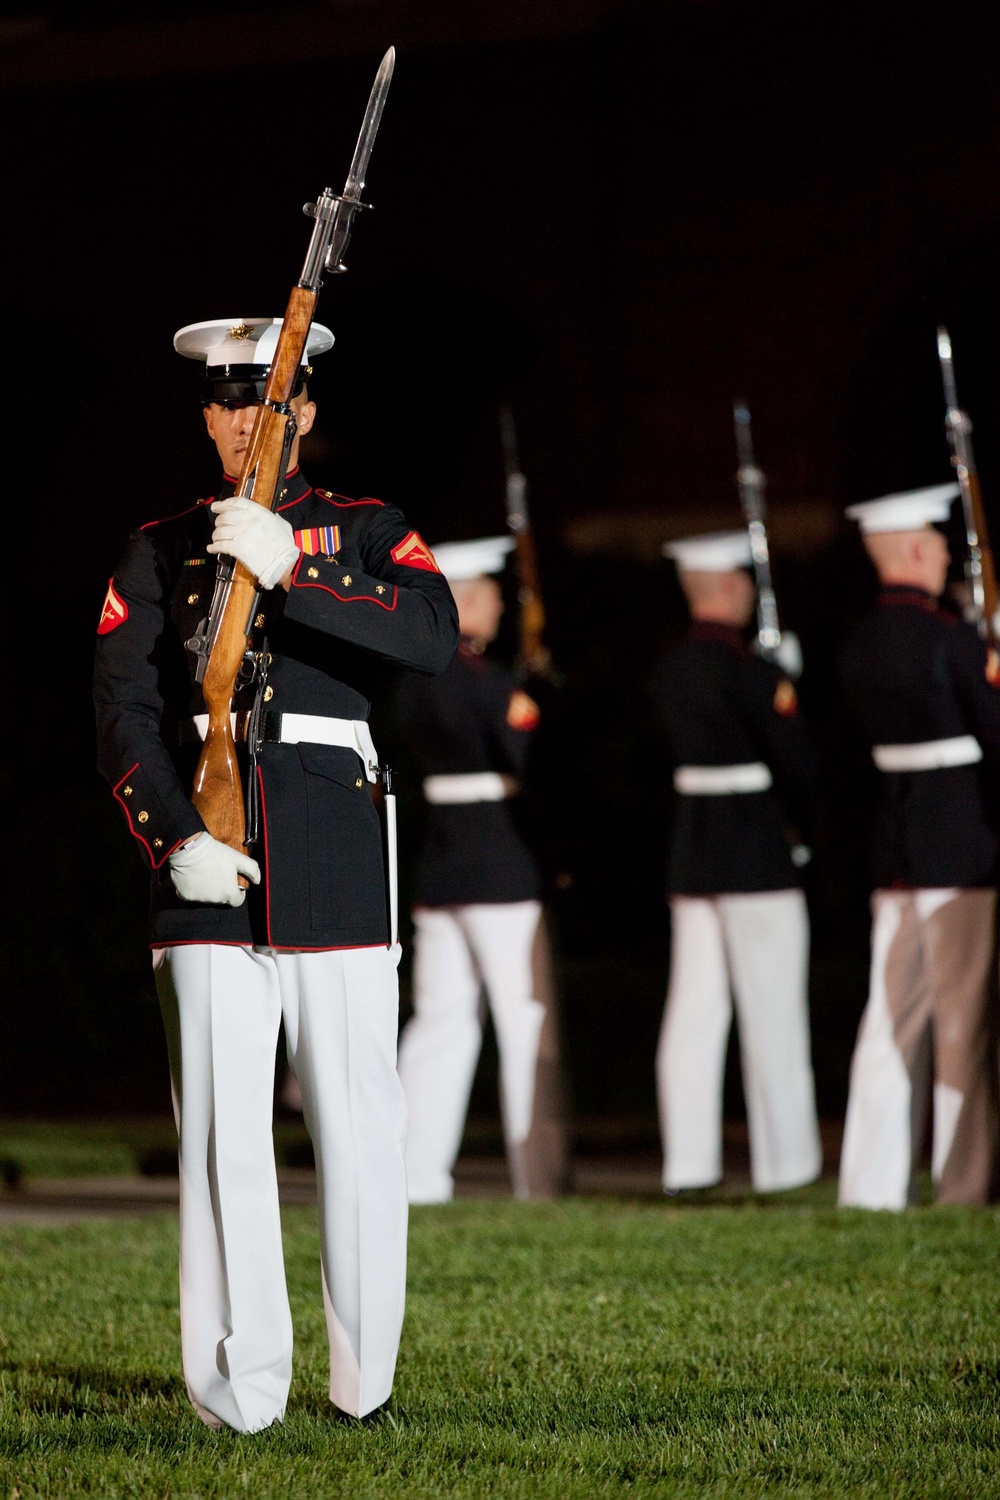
662;530;753;573
173;317;335;368
845;482;960;534
431;535;516;581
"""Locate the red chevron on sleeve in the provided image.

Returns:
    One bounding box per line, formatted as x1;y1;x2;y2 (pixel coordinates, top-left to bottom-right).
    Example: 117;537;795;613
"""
390;531;440;573
98;579;128;635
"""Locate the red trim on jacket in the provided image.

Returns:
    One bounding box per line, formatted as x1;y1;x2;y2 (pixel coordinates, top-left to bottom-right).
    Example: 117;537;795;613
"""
112;764;184;869
148;939;390;953
686;621;749;651
302;492;385;510
139;499;209;531
876;587;939;612
276;486;314;511
290;557;398;609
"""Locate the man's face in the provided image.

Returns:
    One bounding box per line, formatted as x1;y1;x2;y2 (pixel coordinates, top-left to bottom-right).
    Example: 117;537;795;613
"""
452;576;505;643
203;390;316;478
203;401;258;478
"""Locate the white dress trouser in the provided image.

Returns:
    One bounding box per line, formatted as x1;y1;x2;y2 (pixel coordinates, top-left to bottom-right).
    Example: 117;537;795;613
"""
656;890;822;1192
838;887;999;1210
155;942;407;1432
397;901;553;1204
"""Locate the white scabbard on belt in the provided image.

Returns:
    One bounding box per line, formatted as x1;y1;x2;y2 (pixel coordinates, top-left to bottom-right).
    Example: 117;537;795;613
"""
423;772;522;804
872;734;983;772
673;762;773;795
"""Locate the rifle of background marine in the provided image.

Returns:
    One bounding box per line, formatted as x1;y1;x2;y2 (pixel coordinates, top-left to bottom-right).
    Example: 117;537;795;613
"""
498;402;564;688
937;326;1000;662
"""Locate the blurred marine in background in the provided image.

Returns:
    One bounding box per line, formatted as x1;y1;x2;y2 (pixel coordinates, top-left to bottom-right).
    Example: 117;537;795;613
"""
389;535;571;1204
651;530;822;1195
838;483;1000;1209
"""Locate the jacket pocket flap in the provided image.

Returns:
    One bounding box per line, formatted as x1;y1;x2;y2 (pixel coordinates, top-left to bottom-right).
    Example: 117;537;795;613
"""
296;742;368;791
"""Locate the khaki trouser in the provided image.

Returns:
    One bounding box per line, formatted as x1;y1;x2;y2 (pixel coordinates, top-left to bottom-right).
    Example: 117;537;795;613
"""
839;888;1000;1210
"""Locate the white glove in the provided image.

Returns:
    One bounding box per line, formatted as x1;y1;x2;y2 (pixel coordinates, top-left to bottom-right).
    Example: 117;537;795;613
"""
168;832;261;906
208;498;300;589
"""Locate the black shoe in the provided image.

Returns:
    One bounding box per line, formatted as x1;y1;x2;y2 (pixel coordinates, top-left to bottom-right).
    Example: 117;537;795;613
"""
331;1399;398;1429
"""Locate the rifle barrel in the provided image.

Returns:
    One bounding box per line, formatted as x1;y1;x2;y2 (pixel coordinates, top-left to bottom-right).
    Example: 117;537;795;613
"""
733;400;781;656
936;325;998;639
189;51;394;857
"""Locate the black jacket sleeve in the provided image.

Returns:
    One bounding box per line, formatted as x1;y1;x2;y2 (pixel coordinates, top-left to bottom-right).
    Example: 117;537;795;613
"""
282;503;458;674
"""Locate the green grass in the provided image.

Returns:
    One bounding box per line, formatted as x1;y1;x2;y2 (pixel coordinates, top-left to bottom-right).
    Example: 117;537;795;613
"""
0;1118;313;1180
2;1190;1000;1496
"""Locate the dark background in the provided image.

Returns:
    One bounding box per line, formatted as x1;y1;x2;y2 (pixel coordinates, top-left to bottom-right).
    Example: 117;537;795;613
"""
4;0;1000;1145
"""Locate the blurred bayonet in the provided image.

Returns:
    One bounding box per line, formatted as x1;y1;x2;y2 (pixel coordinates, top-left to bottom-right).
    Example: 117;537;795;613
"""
500;402;529;534
499;402;555;681
937;325;998;640
733;399;782;659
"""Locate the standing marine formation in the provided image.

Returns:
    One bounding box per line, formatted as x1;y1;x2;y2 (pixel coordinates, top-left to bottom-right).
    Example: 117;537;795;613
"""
837;482;1000;1209
651;528;822;1194
390;535;570;1204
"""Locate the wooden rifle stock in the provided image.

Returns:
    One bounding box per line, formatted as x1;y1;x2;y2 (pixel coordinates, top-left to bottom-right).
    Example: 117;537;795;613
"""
514;525;547;669
191;285;317;863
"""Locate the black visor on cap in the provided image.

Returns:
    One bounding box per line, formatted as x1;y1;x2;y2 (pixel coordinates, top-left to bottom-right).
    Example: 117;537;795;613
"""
200;363;307;406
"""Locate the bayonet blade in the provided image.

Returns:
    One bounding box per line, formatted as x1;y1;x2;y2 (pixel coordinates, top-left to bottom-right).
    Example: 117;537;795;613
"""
937;325;960;415
499;402;530;531
733;399;754;474
309;47;395;279
733;399;781;655
345;46;395;201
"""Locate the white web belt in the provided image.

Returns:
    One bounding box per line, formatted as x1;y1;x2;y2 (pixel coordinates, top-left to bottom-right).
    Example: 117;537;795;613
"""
872;735;982;772
423;772;522;804
188;711;379;781
673;762;773;795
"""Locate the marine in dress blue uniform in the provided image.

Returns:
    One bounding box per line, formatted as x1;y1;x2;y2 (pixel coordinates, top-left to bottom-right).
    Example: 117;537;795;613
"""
837;483;1000;1209
651;531;823;1194
93;318;458;1430
389;536;570;1203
